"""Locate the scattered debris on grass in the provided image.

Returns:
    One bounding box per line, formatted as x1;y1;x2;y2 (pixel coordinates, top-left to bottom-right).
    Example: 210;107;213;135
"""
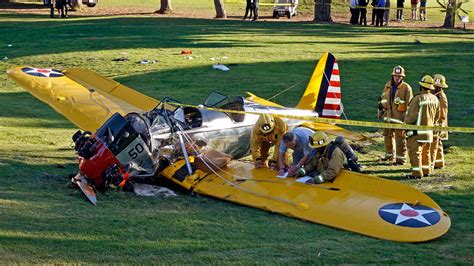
439;185;457;190
211;56;229;61
212;63;230;71
138;59;158;64
364;131;383;138
133;183;177;197
112;57;129;61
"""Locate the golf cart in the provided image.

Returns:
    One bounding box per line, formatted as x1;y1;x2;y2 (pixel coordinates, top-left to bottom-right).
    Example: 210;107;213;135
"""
273;0;298;19
82;0;98;7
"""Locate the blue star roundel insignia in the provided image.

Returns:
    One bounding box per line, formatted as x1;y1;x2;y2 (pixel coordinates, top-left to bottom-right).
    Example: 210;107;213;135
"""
379;203;441;228
21;67;64;77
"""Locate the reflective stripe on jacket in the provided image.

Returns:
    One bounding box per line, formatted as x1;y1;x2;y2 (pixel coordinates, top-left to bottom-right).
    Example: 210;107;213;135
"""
300;145;345;181
250;116;287;163
380;80;413;122
404;91;439;142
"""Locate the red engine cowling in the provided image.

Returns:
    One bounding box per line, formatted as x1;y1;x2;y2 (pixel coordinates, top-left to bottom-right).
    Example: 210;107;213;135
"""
77;138;124;190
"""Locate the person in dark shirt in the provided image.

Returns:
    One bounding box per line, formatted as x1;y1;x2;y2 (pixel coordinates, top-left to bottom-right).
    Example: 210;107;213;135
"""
376;0;386;26
243;0;254;20
396;0;405;20
349;0;360;24
370;0;379;25
359;0;369;25
253;0;259;20
56;0;68;18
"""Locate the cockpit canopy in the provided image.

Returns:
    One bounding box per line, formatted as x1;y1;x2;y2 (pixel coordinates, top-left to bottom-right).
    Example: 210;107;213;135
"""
204;91;245;122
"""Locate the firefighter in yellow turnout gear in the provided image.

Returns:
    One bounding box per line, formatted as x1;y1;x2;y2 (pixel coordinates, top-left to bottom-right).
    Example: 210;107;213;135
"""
295;132;345;184
251;114;288;169
430;74;449;169
404;75;440;179
378;66;413;164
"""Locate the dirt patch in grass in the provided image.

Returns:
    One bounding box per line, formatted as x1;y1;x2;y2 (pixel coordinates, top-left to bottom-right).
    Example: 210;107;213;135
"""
1;2;472;30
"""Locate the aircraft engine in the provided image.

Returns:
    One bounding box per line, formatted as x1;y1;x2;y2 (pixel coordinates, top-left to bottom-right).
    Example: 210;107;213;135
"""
72;113;154;190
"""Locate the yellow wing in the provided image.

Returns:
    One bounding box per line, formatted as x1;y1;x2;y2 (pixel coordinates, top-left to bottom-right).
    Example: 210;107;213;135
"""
163;159;451;243
7;67;159;132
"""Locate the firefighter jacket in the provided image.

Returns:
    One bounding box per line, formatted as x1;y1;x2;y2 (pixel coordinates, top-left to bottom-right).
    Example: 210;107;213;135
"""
380;80;413;124
404;91;440;142
250;116;287;164
298;144;345;182
434;90;448;140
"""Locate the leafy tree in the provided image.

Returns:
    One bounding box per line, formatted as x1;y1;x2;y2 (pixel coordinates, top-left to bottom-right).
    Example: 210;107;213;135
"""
437;0;470;28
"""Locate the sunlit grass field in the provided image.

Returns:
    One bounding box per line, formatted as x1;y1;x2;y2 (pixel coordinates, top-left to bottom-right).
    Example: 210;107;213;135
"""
0;8;473;264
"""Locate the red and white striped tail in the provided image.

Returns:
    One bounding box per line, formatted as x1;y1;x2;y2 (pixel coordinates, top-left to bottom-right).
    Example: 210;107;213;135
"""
322;61;343;118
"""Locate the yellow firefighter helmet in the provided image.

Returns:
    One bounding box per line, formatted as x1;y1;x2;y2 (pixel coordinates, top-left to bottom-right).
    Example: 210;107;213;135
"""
419;75;435;90
309;131;331;149
433;74;448;89
257;114;275;134
391;65;406;77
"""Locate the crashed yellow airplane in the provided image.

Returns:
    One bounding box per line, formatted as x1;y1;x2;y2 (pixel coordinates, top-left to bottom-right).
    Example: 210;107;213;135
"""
7;52;451;242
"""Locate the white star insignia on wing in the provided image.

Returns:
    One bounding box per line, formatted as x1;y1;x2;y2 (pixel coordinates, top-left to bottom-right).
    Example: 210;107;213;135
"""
380;203;437;226
24;68;63;77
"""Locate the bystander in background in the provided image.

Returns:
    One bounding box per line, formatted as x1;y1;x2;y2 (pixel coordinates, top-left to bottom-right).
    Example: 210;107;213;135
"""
359;0;369;25
411;0;419;19
396;0;404;20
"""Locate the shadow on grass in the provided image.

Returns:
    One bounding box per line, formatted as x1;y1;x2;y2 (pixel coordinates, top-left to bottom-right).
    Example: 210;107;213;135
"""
0;2;49;10
0;92;74;129
0;15;472;59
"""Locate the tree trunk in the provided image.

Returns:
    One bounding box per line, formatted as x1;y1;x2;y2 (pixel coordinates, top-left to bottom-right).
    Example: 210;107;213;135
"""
69;0;82;11
214;0;227;18
157;0;172;14
314;0;332;22
443;0;456;28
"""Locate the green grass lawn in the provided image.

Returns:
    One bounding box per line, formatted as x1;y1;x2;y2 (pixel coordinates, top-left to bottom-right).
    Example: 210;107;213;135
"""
0;11;473;264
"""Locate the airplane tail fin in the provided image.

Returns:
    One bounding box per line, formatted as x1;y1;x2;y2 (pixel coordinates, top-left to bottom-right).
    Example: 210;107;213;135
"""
295;52;343;118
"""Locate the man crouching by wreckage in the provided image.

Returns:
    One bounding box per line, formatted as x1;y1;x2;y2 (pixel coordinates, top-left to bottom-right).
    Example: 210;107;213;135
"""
293;132;362;184
251;114;288;169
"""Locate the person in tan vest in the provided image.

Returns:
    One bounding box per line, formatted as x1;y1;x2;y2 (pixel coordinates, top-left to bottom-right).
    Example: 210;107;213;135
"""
378;65;413;164
294;132;345;184
430;74;449;169
251;114;287;169
404;75;440;179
